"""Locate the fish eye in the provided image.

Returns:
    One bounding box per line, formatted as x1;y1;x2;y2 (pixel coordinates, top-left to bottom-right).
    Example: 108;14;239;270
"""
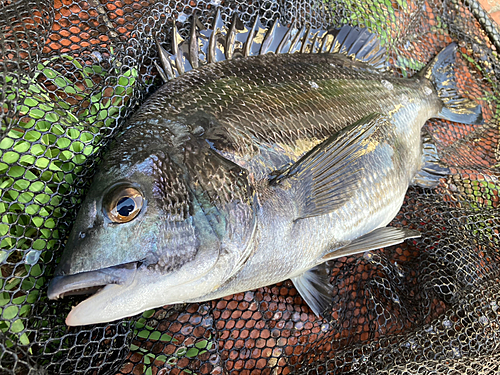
103;186;144;223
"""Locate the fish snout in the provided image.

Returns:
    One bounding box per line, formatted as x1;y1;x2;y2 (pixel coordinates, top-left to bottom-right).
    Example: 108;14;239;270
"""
48;262;137;300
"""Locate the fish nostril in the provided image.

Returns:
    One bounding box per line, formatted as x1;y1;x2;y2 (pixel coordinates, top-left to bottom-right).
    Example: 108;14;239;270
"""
79;232;86;239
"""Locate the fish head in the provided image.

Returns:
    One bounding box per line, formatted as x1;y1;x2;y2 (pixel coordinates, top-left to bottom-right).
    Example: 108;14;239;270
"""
55;148;203;277
48;121;255;326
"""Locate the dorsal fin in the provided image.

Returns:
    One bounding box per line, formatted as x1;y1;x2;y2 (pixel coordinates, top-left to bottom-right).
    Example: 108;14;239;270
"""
154;13;388;83
329;26;387;71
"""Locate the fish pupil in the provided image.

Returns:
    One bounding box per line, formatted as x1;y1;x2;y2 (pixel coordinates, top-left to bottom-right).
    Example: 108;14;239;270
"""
117;197;135;216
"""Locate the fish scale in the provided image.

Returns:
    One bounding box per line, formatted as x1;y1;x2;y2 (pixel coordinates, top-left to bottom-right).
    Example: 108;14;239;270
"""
47;17;483;326
135;53;433;167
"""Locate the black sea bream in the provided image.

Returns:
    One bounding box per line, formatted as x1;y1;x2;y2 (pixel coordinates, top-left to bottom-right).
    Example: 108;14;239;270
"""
48;13;483;326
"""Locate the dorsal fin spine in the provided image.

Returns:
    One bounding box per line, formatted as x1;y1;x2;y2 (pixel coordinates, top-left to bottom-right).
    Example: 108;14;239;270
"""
153;60;169;82
276;20;295;54
155;38;174;81
155;13;388;82
260;18;279;55
300;26;311;53
319;32;328;52
309;31;320;53
189;15;200;69
171;23;185;75
244;15;259;57
289;25;305;53
208;8;222;63
225;13;238;60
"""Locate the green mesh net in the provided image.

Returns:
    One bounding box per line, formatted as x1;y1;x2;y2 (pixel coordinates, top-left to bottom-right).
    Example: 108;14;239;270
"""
1;0;500;374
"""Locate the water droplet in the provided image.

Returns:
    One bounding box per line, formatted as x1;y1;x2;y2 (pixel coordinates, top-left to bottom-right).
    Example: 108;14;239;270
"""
404;339;418;350
491;301;498;312
91;51;103;62
177;12;189;23
381;79;393;90
272;347;282;357
364;252;374;261
425;325;436;334
351;357;360;370
442;319;452;328
321;323;330;332
209;354;220;365
202;317;213;327
423;86;433;96
79;232;86;239
479;315;489;325
308;81;319;89
198;304;210;315
400;94;409;105
25;250;41;265
294;321;304;330
392;294;400;304
268;357;278;367
189;314;202;325
394;262;405;278
192;126;205;136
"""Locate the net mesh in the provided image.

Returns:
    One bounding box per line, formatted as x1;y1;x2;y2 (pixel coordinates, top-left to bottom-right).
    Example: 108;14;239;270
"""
1;0;499;374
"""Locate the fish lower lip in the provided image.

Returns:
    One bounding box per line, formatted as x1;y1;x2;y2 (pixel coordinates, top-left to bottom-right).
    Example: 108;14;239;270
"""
57;285;105;299
48;262;137;300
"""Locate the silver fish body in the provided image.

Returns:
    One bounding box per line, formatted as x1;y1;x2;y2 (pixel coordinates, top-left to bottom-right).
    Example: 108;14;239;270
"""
48;21;482;326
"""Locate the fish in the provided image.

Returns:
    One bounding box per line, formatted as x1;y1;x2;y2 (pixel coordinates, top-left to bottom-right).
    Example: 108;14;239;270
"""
47;11;483;326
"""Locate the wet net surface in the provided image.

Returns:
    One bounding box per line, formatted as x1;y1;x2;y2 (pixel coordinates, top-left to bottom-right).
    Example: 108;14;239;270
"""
1;0;500;374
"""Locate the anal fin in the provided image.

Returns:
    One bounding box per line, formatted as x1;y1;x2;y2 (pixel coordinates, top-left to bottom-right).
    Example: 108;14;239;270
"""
291;263;333;318
412;134;450;189
322;227;420;261
292;227;420;318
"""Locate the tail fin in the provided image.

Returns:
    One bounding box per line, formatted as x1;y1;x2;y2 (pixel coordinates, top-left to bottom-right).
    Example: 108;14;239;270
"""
419;43;483;125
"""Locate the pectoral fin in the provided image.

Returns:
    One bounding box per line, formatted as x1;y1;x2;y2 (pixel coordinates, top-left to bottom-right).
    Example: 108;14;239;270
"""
322;227;420;261
270;113;391;220
291;263;333;317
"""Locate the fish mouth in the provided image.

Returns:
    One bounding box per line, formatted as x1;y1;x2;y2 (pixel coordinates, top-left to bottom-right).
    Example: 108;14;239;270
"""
48;262;137;300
